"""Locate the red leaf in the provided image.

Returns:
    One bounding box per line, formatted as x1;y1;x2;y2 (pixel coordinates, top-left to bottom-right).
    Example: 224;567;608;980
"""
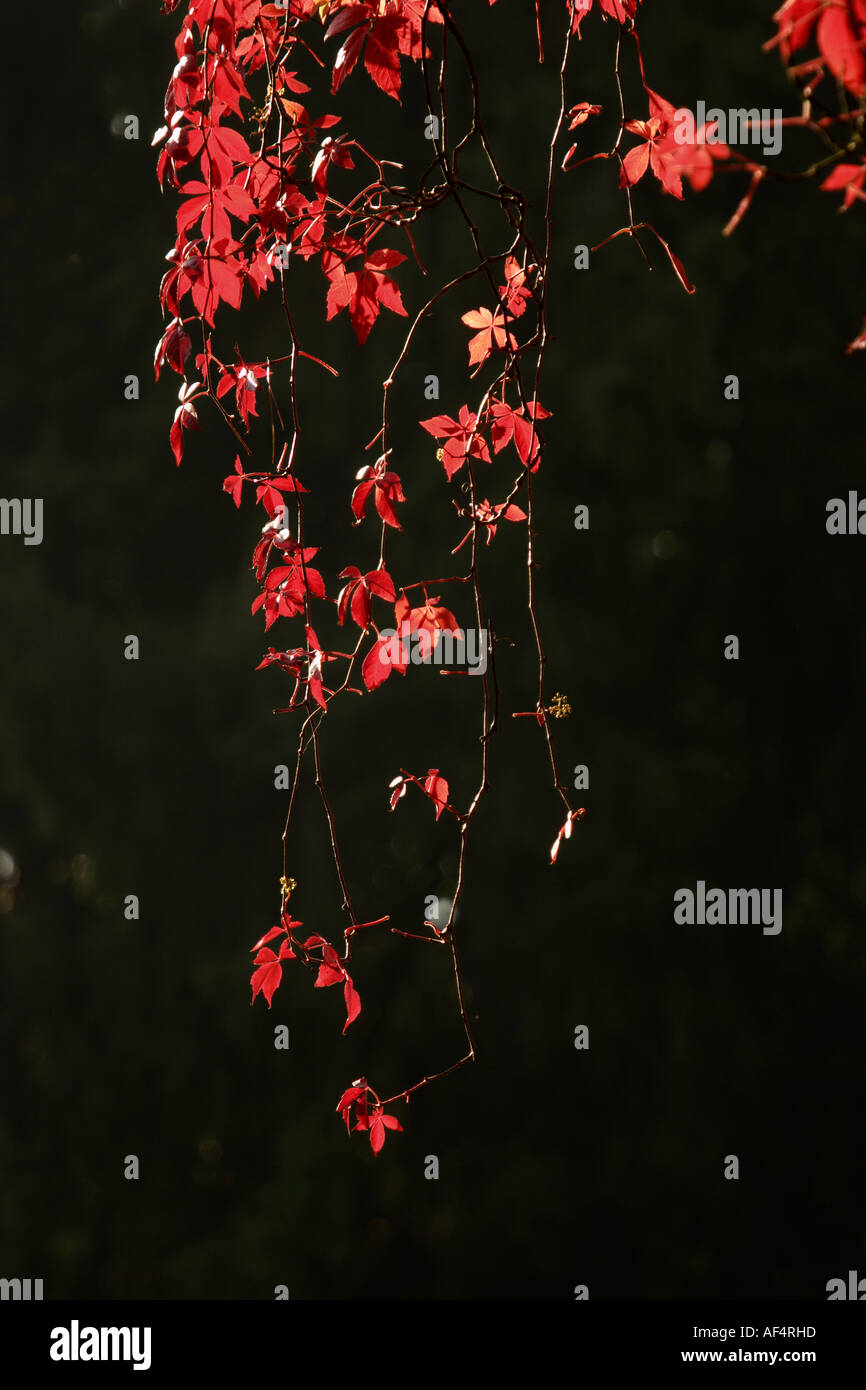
423;769;449;821
367;1107;403;1154
366;568;396;603
315;958;345;988
223;456;245;507
460;305;517;367
653;230;696;295
420;407;490;479
621;141;651;188
343;977;362;1033
388;774;409;811
369;1113;387;1154
846;318;866;354
170;395;200;466
336;1081;368;1132
362;631;408;690
498;254;534;317
250;940;295;1007
324;245;408;343
326;6;372;42
817;5;866;95
337;567;396;631
154;318;191;379
364;19;403;101
550;808;586;864
331;26;367;95
821;161;866;210
251;925;286;951
350;582;372;629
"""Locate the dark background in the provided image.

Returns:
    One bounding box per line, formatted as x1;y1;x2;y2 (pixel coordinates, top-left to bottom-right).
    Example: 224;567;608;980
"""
1;0;863;1300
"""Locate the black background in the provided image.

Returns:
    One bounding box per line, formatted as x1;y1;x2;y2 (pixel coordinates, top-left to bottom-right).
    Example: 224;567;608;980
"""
1;0;864;1300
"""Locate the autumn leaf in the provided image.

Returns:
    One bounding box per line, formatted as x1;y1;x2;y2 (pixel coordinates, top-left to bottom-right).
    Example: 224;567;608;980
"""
351;460;406;529
335;1081;403;1154
846;318;866;354
324;244;408;343
336;1081;368;1132
154;317;191;379
169;383;202;466
362;630;409;691
498;254;534;317
255;473;307;513
310;941;362;1032
567;101;603;130
337;566;396;629
817;5;866;96
401;595;461;660
420;407;491;479
388;768;452;820
821;161;866;210
460;305;517;368
223;456;246;508
250;938;296;1007
423;769;449;821
550;808;586;865
620;115;684;200
489;400;551;470
570;0;641;35
453;497;527;550
364;1109;403;1154
643;225;696;295
328;6;404;102
388;773;410;810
